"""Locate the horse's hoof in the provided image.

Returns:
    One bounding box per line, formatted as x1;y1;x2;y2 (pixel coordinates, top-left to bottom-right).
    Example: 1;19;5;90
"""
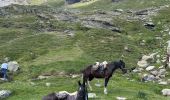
104;89;107;94
104;91;108;94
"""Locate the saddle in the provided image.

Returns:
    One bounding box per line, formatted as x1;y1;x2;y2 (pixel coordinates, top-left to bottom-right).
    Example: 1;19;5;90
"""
92;61;108;73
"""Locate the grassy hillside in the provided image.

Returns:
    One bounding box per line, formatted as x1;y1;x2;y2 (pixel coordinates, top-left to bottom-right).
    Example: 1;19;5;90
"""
0;0;170;100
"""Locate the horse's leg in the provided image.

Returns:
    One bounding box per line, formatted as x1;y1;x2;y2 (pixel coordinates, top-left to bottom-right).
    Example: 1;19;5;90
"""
104;78;109;94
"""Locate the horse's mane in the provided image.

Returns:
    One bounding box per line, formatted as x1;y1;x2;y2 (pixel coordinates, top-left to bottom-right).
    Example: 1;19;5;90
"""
81;64;93;73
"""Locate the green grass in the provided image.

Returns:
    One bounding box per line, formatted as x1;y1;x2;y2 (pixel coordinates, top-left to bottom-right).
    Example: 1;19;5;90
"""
0;0;170;100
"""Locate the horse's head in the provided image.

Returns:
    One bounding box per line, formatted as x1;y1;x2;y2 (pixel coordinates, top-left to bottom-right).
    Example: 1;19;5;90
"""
118;60;127;74
77;81;88;100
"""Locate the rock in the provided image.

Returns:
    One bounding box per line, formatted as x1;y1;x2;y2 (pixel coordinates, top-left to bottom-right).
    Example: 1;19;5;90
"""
95;83;101;87
158;66;164;69
158;69;166;75
7;61;19;72
135;9;148;15
144;22;155;29
159;75;166;78
133;69;140;73
142;74;155;82
115;9;124;12
162;89;170;96
156;55;160;58
142;53;157;61
159;81;168;85
71;74;80;78
0;90;12;99
146;66;155;71
137;60;149;68
81;20;121;32
64;30;75;37
46;82;51;87
156;59;161;63
116;97;127;100
150;70;158;76
38;75;50;80
88;93;97;98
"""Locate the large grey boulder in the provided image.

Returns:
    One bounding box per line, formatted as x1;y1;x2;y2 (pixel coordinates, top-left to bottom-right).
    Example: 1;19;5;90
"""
0;90;12;99
8;61;19;72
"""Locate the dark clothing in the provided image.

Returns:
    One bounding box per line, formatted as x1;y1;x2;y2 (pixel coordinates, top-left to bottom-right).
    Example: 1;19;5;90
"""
1;68;7;79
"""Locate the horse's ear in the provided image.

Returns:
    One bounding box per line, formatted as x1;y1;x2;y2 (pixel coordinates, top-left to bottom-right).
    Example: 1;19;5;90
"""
78;80;81;86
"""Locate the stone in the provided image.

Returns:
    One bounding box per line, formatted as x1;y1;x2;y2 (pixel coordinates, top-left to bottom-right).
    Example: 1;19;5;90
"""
71;74;80;78
116;97;127;100
38;75;50;80
95;83;101;87
115;9;124;12
156;59;161;63
159;81;168;85
137;60;148;68
88;93;97;98
158;66;164;69
162;89;170;96
142;74;155;82
146;66;155;71
158;69;166;75
150;70;158;76
0;90;12;99
7;61;19;72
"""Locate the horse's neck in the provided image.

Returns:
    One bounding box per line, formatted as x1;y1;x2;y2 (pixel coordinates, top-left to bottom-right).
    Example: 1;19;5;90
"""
109;63;119;72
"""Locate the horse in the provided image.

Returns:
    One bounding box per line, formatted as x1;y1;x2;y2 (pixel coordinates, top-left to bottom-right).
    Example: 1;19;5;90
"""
42;81;88;100
81;60;128;94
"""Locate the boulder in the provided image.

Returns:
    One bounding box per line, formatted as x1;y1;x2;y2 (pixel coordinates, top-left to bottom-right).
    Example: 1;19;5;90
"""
7;61;19;72
0;90;12;99
137;60;149;68
146;66;155;71
162;89;170;96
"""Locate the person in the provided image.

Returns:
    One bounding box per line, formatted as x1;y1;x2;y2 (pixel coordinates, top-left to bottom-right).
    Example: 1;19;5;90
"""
1;60;8;80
